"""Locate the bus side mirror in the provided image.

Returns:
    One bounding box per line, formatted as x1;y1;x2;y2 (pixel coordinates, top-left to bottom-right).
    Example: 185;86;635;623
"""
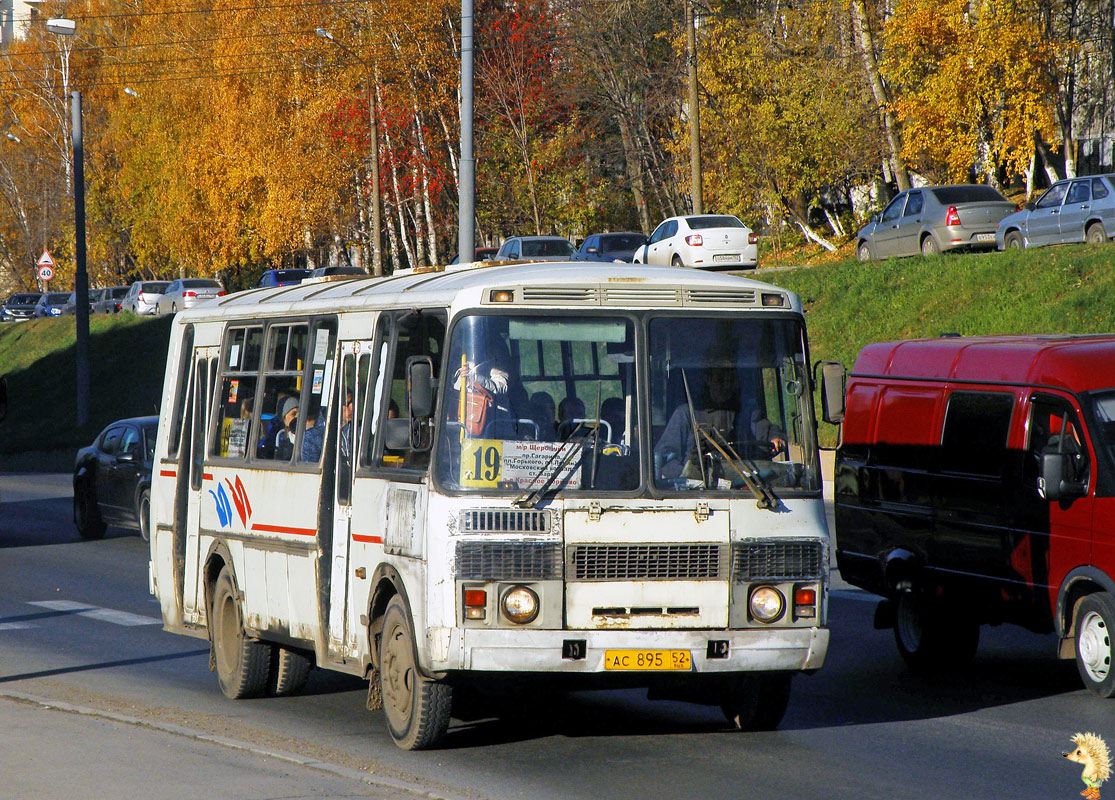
1039;452;1086;502
815;361;846;424
383;417;412;450
406;356;434;419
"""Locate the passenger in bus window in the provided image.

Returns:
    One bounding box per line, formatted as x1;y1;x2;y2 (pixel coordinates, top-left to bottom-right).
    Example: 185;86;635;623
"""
557;396;586;439
273;398;300;461
529;392;557;440
601;397;625;443
301;413;324;462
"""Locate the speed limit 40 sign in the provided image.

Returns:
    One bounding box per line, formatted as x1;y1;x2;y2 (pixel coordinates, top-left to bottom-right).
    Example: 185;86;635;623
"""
38;265;54;282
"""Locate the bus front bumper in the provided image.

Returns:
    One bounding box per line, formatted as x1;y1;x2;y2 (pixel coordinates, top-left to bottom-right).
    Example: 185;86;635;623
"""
442;626;828;674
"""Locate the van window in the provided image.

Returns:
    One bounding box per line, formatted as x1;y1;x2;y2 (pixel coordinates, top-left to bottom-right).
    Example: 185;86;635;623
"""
870;387;940;468
940;391;1013;475
1027;396;1089;492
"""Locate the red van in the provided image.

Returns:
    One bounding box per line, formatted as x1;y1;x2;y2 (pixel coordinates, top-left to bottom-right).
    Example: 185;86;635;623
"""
834;334;1115;696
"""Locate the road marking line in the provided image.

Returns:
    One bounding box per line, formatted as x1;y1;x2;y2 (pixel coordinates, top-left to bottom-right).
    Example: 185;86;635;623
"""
0;623;34;631
29;601;161;626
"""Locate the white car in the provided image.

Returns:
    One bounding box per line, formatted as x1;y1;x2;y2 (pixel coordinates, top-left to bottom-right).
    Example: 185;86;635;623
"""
156;278;225;315
123;281;170;315
633;214;758;269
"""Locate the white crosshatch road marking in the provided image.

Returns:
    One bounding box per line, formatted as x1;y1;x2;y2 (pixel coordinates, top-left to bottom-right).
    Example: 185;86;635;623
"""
27;600;161;627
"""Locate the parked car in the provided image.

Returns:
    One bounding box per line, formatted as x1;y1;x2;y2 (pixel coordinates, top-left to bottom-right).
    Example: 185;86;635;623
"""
493;236;576;261
448;246;500;265
73;416;158;541
258;268;312;288
1;292;43;322
87;288;105;312
122;281;170;315
308;265;368;278
156;278;226;315
33;291;72;318
58;292;80;316
834;334;1115;695
856;184;1016;261
996;174;1115;250
632;215;758;269
92;285;130;314
573;232;646;263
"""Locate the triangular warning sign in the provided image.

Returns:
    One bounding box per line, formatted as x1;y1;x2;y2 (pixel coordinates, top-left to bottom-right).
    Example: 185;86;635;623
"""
37;250;54;267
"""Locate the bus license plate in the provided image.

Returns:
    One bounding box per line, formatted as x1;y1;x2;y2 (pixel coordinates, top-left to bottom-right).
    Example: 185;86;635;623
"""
604;649;692;671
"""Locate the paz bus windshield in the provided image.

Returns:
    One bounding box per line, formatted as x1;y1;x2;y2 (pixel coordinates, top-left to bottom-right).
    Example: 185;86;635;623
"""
434;313;819;496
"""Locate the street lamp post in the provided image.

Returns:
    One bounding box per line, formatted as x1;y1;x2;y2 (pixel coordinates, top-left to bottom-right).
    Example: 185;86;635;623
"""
47;17;89;427
459;0;475;265
316;28;383;277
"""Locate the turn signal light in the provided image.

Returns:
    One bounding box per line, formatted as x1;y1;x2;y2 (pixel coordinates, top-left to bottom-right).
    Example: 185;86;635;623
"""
945;206;961;226
685;234;703;246
761;292;785;307
488;289;514;303
464;587;487;620
748;233;758;245
794;587;817;618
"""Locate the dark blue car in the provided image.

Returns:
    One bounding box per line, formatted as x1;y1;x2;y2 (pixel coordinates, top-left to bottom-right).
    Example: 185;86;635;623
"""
257;269;312;288
573;232;645;263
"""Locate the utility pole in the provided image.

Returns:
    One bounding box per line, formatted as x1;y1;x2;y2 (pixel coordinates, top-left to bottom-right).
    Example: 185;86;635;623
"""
459;0;475;265
71;90;89;426
686;0;703;215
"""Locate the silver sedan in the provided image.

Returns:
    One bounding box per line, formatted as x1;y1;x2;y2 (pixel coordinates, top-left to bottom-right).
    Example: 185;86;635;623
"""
856;185;1017;260
156;278;225;315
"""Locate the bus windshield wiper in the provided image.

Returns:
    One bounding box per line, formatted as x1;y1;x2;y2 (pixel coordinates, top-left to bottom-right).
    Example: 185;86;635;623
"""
513;423;596;509
698;426;782;511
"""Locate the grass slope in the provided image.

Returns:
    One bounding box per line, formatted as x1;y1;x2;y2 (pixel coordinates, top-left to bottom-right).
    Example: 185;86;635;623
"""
0;244;1112;457
0;314;172;454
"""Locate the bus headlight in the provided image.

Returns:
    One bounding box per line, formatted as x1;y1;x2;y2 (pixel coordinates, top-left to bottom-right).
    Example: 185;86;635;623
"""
501;585;539;624
749;586;785;623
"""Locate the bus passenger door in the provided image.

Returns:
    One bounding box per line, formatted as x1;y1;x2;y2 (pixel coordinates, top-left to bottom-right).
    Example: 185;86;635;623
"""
182;347;218;622
327;343;374;660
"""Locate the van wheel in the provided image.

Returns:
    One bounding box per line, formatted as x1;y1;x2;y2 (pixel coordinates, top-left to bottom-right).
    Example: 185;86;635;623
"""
1005;231;1024;250
721;674;793;731
1074;593;1115;697
268;646;312;696
74;483;107;540
920;235;941;256
380;596;452;750
893;587;979;672
857;242;873;262
1086;223;1107;245
212;566;272;699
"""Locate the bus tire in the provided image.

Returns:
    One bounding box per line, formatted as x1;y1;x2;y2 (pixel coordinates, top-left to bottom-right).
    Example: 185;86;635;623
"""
212;566;272;699
379;596;451;750
893;586;978;673
74;482;107;540
1074;592;1115;697
268;646;312;697
721;673;793;731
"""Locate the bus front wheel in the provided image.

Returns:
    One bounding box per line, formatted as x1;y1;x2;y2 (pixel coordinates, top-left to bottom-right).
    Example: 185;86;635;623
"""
721;673;793;731
212;566;272;699
379;596;452;750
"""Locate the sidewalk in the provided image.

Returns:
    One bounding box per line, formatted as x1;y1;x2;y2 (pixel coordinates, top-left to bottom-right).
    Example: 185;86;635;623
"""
0;691;452;800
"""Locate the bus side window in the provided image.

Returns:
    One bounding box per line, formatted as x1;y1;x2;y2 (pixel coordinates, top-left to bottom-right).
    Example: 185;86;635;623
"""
359;322;390;470
380;311;446;471
298;319;337;465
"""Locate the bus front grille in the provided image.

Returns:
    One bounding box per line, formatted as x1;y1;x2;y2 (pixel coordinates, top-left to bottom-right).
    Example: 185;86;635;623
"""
455;541;564;580
568;544;727;581
460;509;552;534
732;541;824;581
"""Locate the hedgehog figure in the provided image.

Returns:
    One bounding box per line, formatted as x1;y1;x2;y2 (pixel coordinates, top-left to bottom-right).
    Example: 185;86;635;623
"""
1064;732;1111;800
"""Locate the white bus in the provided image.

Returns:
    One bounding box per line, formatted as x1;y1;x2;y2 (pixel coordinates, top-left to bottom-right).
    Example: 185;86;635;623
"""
149;261;835;749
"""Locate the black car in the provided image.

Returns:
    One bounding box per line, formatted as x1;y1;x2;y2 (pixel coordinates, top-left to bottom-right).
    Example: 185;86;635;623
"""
1;292;43;322
73;416;158;541
573;232;646;263
308;265;368;278
258;268;312;288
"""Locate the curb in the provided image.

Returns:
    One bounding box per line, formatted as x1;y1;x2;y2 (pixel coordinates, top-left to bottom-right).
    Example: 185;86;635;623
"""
0;689;476;800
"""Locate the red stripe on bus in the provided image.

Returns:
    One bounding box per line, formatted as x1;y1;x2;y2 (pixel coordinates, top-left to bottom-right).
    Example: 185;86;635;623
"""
352;534;384;544
250;523;317;537
159;469;177;478
202;472;213;481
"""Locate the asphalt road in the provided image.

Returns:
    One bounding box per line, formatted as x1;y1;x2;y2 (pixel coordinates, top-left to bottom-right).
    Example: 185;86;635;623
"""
1;472;1109;800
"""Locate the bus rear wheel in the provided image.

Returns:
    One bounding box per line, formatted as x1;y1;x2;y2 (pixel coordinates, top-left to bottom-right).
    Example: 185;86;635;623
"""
379;596;451;750
268;646;312;697
212;566;272;699
721;673;793;731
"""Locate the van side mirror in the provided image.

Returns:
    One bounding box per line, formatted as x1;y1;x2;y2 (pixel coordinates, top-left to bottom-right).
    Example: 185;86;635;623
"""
406;356;434;419
815;361;846;424
1039;452;1086;502
1025;202;1036;211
